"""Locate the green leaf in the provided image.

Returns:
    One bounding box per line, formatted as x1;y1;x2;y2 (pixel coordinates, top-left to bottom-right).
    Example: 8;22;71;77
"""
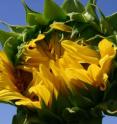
67;87;95;108
86;84;104;103
21;26;39;42
44;0;66;22
104;80;117;101
3;36;22;62
62;107;86;123
10;25;37;33
22;0;48;25
99;100;117;116
0;30;20;46
68;12;95;23
62;0;85;13
79;27;99;40
107;34;117;45
27;13;48;26
85;34;103;46
98;8;112;34
68;12;86;22
86;0;98;21
107;12;117;31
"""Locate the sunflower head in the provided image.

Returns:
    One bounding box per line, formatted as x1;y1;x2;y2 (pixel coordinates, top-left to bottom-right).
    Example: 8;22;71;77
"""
0;0;117;124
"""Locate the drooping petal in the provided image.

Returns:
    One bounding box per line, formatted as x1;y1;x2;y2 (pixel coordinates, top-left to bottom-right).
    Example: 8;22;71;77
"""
98;39;116;58
99;55;113;74
59;52;84;69
50;22;72;32
15;98;41;109
49;60;69;93
65;68;92;85
0;51;18;91
29;82;51;107
62;40;99;64
0;89;25;102
87;64;108;90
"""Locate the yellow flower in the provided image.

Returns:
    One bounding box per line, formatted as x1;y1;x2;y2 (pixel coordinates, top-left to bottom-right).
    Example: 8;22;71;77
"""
0;21;116;109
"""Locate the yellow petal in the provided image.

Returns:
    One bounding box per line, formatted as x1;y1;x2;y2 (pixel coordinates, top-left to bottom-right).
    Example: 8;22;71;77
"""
62;40;99;64
87;64;101;82
50;22;72;32
27;34;45;48
87;64;108;90
15;98;41;109
29;82;51;106
0;89;25;102
0;73;17;91
36;34;45;41
99;55;113;73
0;51;11;64
49;33;63;59
0;51;17;91
65;68;92;84
39;64;58;97
49;60;68;93
59;52;84;69
98;39;116;58
28;66;58;106
21;39;49;69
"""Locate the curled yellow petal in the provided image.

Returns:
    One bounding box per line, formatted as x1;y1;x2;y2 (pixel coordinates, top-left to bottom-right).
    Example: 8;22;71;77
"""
0;89;26;103
50;22;72;32
98;39;116;58
87;64;108;90
65;68;92;84
62;40;99;64
15;98;41;109
29;83;51;107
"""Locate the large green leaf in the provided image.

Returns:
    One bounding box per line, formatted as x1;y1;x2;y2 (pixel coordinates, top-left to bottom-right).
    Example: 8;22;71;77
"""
79;26;99;40
0;30;20;46
12;108;41;124
86;0;98;21
68;11;96;23
97;8;112;35
44;0;66;22
3;36;22;62
8;25;38;39
107;12;117;31
62;0;85;13
26;13;48;26
22;0;48;25
107;34;117;45
9;24;40;42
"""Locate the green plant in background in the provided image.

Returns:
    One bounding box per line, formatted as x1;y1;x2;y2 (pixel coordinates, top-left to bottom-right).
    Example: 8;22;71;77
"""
0;0;117;124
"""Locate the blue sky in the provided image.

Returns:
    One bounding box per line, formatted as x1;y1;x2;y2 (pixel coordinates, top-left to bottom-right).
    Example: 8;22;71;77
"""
0;0;117;124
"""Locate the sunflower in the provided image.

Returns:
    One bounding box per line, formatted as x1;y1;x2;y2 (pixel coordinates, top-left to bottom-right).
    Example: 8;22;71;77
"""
0;28;116;108
0;0;117;124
